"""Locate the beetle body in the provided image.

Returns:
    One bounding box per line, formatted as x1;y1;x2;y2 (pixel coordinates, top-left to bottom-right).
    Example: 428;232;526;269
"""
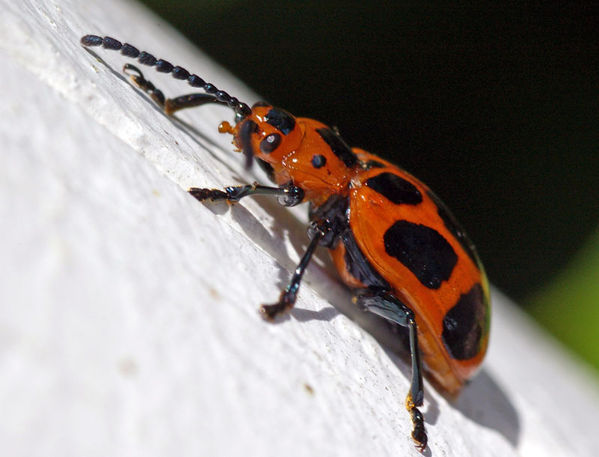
80;35;491;451
228;104;490;395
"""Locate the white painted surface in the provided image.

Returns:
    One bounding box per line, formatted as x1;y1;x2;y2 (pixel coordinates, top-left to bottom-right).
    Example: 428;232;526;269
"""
1;1;599;456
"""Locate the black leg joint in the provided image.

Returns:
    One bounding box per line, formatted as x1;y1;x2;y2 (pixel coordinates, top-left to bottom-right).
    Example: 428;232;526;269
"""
306;220;337;247
277;183;304;207
223;185;253;201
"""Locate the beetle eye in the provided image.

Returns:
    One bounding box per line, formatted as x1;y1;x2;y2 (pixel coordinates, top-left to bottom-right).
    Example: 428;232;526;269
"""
260;133;282;153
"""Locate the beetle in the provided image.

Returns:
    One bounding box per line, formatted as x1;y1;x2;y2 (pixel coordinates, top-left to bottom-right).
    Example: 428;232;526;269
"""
80;34;491;451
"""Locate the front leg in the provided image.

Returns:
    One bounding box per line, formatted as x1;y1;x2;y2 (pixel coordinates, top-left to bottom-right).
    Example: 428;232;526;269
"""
189;182;304;207
123;64;228;115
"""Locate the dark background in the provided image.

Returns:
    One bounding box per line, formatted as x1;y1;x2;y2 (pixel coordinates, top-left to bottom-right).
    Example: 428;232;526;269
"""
138;2;598;303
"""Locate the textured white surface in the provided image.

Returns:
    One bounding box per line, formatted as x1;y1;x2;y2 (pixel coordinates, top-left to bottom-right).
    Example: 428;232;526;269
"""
2;1;599;456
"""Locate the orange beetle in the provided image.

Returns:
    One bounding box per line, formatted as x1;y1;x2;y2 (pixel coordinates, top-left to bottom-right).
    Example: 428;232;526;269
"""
81;35;491;452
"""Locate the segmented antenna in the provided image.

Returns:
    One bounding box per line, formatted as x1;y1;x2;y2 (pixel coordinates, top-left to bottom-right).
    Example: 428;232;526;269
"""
80;35;252;118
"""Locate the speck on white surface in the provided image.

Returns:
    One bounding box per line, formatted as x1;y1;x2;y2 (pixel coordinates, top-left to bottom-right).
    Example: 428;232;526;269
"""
1;1;599;456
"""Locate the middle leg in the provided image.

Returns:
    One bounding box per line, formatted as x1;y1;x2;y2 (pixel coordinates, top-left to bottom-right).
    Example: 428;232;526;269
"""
260;224;325;320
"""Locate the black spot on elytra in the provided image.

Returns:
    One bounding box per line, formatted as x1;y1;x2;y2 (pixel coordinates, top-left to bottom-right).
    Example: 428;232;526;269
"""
427;190;480;266
366;172;423;205
442;283;488;360
266;108;295;135
384;220;457;289
316;128;358;168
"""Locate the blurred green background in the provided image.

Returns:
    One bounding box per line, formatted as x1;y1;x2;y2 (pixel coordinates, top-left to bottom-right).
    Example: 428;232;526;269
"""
137;1;599;375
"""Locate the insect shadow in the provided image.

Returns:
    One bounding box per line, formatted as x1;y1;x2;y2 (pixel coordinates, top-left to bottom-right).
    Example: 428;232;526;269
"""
454;368;520;447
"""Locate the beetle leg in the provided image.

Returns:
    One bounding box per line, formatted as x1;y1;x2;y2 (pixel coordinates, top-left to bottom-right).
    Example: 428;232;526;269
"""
355;290;428;452
189;182;304;207
123;64;227;115
260;223;327;320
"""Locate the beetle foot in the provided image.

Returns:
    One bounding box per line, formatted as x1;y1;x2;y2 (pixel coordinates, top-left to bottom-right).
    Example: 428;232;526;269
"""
189;187;229;202
259;302;291;321
260;291;294;321
409;405;427;452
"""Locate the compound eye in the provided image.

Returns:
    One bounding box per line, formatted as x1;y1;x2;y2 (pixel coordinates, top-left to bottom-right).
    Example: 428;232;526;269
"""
260;133;282;153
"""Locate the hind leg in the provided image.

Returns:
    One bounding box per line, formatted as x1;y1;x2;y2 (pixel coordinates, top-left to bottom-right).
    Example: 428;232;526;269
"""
355;289;427;452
